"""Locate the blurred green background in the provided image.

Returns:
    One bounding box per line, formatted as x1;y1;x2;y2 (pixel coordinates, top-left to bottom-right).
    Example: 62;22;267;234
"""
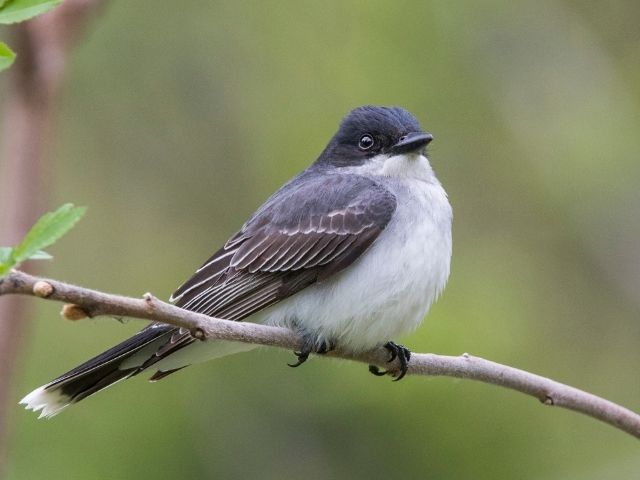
4;1;640;478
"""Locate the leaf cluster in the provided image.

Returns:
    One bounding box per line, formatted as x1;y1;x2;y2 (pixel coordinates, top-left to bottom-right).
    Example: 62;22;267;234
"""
0;0;63;71
0;203;86;276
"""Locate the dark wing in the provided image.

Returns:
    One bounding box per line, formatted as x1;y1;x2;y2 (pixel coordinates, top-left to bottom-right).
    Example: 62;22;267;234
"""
172;173;396;311
149;173;396;366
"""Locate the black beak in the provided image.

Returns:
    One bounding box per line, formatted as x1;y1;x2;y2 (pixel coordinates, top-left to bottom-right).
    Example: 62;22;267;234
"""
390;132;433;155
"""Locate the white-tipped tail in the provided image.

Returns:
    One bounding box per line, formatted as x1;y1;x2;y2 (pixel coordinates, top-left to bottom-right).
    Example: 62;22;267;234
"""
19;386;71;419
19;324;178;419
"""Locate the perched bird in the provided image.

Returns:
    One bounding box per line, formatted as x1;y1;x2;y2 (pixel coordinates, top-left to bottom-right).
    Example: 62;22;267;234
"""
21;105;453;418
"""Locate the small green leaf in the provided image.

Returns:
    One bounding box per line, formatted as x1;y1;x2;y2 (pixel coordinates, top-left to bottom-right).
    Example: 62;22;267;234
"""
0;247;12;263
0;42;16;71
29;250;53;260
0;248;51;277
0;247;14;276
12;203;86;264
0;0;63;24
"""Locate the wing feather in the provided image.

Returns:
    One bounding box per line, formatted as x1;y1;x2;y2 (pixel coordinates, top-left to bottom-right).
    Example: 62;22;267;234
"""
308;235;358;268
231;233;278;270
268;235;331;271
278;234;324;270
170;245;237;302
259;235;306;272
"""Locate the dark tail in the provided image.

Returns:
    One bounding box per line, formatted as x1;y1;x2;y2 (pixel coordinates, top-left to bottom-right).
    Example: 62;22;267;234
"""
20;325;175;418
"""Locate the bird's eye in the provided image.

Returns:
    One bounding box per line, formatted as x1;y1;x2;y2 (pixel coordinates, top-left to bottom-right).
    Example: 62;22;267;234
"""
358;134;374;150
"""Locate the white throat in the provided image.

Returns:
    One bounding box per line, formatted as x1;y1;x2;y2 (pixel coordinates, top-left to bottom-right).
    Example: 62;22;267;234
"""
343;153;436;182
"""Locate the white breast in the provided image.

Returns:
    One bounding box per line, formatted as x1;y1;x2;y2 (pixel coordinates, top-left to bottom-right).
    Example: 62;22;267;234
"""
254;154;453;351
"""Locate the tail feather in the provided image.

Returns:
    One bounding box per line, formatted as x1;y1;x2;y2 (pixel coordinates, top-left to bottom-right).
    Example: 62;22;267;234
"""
20;325;175;418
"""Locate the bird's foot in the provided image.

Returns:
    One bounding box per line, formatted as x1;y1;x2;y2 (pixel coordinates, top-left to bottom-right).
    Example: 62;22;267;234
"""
288;334;335;368
368;341;411;381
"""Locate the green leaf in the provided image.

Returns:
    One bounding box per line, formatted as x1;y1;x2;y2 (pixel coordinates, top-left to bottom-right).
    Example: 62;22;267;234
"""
29;250;53;260
0;42;16;71
0;248;51;278
0;0;63;25
0;247;11;264
0;247;14;276
12;203;86;264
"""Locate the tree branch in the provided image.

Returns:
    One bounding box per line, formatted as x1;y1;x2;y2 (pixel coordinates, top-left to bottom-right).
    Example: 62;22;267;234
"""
3;269;639;440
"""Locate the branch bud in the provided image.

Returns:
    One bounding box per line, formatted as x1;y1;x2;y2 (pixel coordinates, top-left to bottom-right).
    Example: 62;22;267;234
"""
61;303;88;321
33;281;54;298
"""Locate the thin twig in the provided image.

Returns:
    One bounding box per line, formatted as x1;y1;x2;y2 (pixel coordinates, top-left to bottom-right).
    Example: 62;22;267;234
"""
2;269;639;439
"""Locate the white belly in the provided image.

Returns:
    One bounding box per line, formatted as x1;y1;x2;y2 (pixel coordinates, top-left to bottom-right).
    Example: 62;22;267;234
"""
254;174;452;351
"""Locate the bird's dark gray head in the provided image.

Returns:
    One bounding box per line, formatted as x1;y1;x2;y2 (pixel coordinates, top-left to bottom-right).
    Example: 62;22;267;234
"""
316;106;433;168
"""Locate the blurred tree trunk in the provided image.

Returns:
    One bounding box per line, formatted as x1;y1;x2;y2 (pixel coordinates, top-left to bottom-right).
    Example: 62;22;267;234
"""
0;1;104;474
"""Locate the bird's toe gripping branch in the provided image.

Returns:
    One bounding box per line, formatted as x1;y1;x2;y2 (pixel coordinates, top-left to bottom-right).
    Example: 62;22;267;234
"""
288;334;335;368
368;341;411;381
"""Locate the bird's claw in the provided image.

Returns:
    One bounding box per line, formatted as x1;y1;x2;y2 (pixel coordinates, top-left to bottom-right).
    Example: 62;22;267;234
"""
368;341;411;381
288;336;334;368
288;350;310;368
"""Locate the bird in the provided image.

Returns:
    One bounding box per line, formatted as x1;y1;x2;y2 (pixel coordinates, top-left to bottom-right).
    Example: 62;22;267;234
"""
20;105;453;418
